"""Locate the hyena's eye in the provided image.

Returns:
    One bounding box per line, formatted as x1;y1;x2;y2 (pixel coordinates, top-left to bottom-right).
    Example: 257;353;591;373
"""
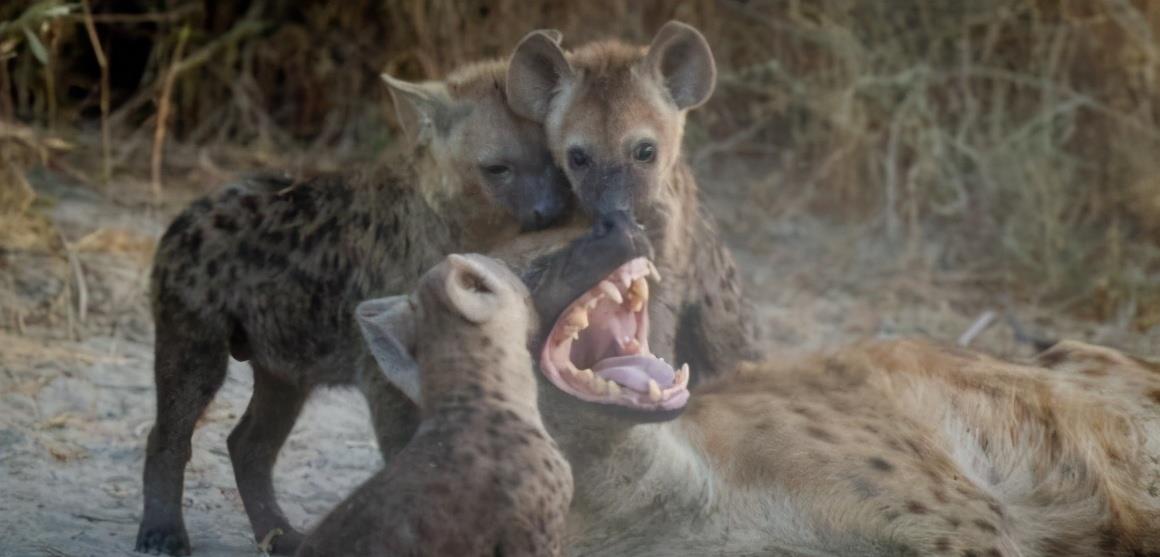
567;147;590;169
482;164;512;178
633;142;657;163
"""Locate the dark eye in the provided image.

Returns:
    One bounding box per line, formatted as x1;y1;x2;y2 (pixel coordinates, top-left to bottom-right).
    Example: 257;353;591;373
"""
633;142;656;163
483;164;511;177
568;147;590;169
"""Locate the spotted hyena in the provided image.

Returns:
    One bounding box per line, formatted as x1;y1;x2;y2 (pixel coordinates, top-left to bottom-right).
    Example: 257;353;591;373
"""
296;254;572;557
136;32;572;556
505;21;760;386
492;216;1160;556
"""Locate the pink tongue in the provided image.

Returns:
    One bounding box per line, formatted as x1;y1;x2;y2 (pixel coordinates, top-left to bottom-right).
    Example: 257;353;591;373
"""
593;355;676;392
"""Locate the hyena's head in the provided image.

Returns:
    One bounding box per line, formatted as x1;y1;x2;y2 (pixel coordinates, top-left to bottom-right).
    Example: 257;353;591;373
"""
356;254;538;409
383;35;572;231
506;21;716;221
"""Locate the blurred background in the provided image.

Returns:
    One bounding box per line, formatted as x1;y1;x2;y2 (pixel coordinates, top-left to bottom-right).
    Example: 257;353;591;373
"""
2;2;1159;554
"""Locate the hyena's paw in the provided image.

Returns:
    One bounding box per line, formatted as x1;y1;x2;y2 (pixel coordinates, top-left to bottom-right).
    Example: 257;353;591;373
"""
135;520;191;556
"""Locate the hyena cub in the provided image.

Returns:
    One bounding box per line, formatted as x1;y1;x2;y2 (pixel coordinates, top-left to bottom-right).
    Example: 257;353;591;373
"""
136;32;570;557
507;22;760;385
297;254;572;557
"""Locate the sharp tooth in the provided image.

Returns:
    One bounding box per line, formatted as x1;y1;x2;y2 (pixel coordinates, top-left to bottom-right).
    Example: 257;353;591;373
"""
578;368;594;383
565;308;589;330
586;297;600;309
607;381;621;397
646;260;662;282
676;363;689;385
598;281;623;304
592;376;608;395
648;379;662;402
571;331;580;341
628;277;648;312
623;338;641;354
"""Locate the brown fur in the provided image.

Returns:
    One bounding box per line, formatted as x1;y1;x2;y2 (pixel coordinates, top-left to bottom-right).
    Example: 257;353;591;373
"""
546;338;1160;556
507;22;760;385
508;228;1160;556
297;254;571;557
135;56;570;555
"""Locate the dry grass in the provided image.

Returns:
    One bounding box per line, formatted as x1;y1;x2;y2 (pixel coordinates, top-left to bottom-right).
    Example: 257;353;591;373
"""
1;0;1159;330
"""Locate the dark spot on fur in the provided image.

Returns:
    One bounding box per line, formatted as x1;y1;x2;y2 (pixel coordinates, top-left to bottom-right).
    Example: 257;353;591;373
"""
987;501;1004;517
945;516;962;528
206;259;218;278
804;425;836;443
182;229;203;256
934;538;952;553
962;551;979;557
1146;389;1160;405
704;295;715;309
884;510;900;522
906;500;929;514
213;213;239;232
1098;528;1120;550
1081;367;1108;377
867;457;894;472
973;519;998;534
985;549;1002;557
240;194;260;214
1037;347;1072;368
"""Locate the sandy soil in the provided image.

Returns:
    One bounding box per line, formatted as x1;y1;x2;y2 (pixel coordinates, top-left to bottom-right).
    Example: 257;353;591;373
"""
1;159;1156;556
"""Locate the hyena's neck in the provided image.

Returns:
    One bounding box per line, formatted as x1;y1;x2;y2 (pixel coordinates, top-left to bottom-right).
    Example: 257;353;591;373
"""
420;336;542;424
561;419;716;549
645;159;712;294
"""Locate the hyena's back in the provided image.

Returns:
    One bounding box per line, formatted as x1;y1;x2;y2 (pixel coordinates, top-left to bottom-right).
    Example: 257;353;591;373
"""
151;169;444;384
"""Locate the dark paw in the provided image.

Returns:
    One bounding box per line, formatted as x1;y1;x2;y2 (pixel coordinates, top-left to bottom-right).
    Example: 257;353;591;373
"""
135;521;192;555
258;527;305;556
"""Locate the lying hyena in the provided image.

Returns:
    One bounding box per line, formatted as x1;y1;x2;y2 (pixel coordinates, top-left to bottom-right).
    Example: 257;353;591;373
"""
418;217;1160;556
505;21;759;385
136;32;571;557
296;254;572;557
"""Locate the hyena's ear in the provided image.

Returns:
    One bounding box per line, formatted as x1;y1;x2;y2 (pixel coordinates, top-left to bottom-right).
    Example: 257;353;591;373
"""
507;29;573;123
381;74;453;147
442;254;505;324
645;21;717;110
356;296;421;405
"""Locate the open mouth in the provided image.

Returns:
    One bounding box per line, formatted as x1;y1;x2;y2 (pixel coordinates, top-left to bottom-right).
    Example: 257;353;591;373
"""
541;257;690;411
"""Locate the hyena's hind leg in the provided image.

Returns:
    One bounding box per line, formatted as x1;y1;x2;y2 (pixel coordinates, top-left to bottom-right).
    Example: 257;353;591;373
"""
226;362;307;555
136;313;230;556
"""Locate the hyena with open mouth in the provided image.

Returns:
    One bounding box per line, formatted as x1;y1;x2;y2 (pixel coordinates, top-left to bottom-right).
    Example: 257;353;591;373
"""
135;32;571;556
506;21;761;385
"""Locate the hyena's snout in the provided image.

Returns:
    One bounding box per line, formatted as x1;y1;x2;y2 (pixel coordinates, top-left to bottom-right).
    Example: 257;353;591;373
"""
519;164;572;231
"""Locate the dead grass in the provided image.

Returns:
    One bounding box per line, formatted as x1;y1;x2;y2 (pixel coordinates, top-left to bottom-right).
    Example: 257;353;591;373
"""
1;0;1159;330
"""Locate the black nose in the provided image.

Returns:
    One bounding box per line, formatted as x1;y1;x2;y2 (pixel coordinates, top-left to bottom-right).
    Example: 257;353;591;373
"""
592;210;637;238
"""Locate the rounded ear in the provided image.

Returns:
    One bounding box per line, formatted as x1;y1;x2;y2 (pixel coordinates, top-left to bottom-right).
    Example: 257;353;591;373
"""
443;254;504;324
381;74;452;146
506;29;574;123
356;296;422;405
644;21;717;110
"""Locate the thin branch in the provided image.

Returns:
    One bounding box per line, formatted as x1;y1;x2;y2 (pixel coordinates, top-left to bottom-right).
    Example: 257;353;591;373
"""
151;25;190;201
80;0;111;184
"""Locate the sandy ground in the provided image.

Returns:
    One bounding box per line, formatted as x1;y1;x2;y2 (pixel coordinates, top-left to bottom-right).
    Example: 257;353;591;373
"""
1;159;1156;557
